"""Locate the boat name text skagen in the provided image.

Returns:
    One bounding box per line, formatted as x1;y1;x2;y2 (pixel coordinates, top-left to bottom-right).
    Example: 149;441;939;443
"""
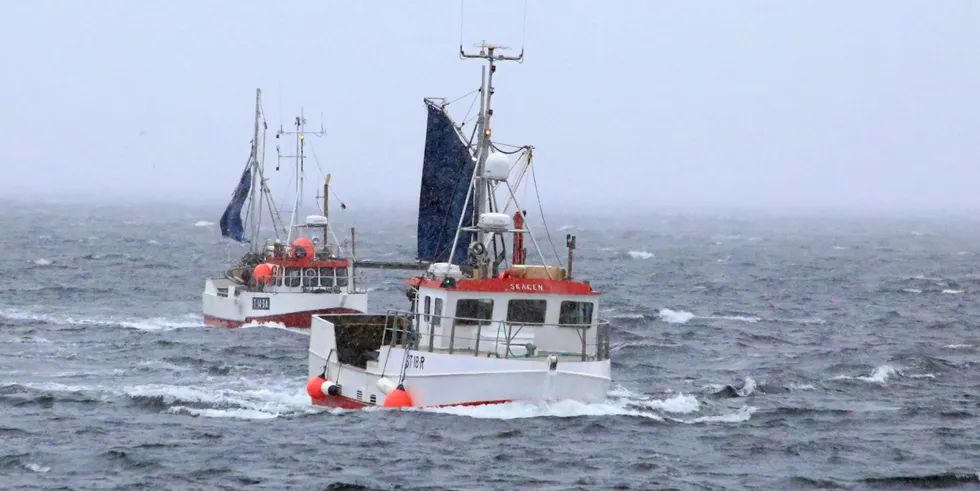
508;283;545;292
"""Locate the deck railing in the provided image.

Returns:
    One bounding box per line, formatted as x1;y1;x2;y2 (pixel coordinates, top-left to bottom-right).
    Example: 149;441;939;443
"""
239;271;352;294
378;309;611;362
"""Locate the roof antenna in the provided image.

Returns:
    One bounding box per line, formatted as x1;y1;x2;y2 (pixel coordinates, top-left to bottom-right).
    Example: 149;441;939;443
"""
518;0;527;63
459;0;464;56
458;0;529;62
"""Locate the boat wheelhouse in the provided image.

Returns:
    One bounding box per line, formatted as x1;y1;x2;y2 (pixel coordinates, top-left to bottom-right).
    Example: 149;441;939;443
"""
202;91;368;328
305;42;612;409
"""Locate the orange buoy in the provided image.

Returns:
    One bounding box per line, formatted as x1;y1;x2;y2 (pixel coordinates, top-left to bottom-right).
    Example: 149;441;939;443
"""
253;263;274;283
292;237;315;259
306;376;326;399
382;384;413;408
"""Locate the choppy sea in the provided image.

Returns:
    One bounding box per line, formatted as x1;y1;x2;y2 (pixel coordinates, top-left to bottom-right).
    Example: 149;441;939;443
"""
2;200;979;490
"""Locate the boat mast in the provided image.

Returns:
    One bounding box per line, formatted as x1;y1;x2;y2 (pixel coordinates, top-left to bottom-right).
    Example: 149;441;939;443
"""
295;110;304;244
460;41;524;279
322;174;331;248
254;98;268;246
276;110;312;245
248;88;264;251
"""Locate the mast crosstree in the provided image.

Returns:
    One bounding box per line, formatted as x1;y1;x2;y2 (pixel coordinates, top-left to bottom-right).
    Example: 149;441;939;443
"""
275;110;327;246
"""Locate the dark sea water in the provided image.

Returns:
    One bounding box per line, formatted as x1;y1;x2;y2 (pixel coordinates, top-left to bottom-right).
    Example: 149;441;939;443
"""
2;200;980;490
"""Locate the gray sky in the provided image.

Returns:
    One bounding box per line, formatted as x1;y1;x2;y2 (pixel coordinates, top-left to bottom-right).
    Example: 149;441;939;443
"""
2;1;978;215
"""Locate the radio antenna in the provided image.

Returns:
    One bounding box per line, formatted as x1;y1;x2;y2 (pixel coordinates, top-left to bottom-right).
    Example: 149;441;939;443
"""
519;0;527;62
459;0;465;50
458;0;529;63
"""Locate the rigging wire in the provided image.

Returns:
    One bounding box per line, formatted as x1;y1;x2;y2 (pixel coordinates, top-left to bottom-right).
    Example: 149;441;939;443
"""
459;89;481;129
306;138;347;212
438;88;482;133
445;88;479;107
528;155;563;267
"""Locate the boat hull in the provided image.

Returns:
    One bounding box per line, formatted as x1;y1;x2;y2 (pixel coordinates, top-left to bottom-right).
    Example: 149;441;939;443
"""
307;315;611;409
202;277;368;328
310;394;513;410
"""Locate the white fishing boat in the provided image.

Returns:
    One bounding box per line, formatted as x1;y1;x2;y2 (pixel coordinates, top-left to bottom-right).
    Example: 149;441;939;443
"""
304;43;611;409
202;90;368;328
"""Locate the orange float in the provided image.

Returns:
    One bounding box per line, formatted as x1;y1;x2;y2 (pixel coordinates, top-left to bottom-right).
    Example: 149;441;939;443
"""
382;384;413;408
253;263;274;283
306;376;325;399
292;237;315;259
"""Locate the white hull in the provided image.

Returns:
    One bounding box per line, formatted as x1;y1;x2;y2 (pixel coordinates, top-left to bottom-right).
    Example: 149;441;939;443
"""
202;277;368;328
306;315;611;408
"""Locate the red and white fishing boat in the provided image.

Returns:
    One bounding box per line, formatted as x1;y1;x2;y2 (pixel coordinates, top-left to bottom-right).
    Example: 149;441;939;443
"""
202;90;368;328
304;43;611;409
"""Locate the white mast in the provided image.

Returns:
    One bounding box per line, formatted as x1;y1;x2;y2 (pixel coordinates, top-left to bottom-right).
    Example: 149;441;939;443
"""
253;97;268;246
457;41;524;279
247;88;264;251
276;108;324;244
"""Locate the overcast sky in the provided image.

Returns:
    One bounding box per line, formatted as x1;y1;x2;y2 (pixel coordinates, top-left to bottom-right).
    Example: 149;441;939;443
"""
2;1;978;215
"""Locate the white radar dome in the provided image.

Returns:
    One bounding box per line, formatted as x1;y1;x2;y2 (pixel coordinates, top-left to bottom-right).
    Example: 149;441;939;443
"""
483;151;510;181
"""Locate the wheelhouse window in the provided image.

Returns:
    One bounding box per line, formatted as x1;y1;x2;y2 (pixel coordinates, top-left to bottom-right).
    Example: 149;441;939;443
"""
335;266;349;287
559;301;594;326
319;267;335;288
303;268;318;287
424;296;431;321
432;298;443;327
456;299;494;326
507;299;547;324
285;268;301;287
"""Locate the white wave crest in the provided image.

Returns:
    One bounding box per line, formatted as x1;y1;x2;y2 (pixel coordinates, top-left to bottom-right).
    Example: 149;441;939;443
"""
241;320;289;330
24;463;50;473
4;379;326;421
788;383;815;391
656;308;761;324
421;398;667;420
0;308;202;331
683;405;756;424
831;365;899;384
416;385;747;424
658;308;695;324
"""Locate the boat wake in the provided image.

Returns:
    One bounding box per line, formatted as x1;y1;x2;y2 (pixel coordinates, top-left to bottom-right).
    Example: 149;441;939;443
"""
1;379;331;421
0;308;203;332
417;385;756;424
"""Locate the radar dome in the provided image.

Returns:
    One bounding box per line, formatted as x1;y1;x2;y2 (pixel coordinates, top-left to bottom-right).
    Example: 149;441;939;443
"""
483;151;509;181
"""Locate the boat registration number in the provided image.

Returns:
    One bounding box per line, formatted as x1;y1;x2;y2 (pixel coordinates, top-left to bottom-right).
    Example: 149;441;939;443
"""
252;297;271;310
404;354;425;371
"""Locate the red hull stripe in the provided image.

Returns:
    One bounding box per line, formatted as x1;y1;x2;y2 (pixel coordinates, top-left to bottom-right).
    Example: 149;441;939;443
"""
415;277;598;295
311;395;513;410
203;307;362;329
